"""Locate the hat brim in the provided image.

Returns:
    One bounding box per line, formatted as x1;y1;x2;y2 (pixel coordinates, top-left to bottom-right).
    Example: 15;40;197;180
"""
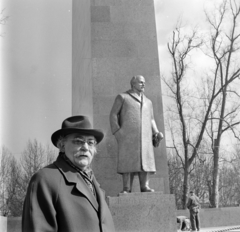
51;128;104;147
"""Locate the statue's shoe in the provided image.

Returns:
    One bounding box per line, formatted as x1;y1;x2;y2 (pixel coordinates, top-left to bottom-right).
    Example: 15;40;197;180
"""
120;190;129;194
141;187;155;192
118;188;131;195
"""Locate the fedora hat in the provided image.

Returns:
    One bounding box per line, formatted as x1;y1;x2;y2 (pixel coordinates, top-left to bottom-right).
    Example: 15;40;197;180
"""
51;115;104;147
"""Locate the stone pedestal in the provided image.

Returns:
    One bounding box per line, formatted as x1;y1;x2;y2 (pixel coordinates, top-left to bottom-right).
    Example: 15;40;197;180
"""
107;192;177;232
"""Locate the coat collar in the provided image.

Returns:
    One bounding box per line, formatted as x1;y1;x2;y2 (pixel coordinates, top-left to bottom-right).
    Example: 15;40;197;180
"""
54;155;99;212
127;89;145;103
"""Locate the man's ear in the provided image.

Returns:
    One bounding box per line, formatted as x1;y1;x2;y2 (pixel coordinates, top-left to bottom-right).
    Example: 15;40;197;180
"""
60;144;65;152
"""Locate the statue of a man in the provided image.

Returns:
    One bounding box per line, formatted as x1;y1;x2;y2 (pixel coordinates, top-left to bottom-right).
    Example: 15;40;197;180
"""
109;75;163;193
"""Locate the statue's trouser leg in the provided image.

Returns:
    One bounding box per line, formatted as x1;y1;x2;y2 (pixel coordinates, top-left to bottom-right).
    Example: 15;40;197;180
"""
138;172;154;192
130;172;135;192
122;173;130;192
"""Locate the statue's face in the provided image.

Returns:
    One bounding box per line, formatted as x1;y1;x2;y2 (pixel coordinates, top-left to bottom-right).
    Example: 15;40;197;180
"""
133;76;145;93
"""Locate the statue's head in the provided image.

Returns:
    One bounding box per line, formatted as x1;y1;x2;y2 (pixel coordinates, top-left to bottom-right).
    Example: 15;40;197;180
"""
130;75;145;93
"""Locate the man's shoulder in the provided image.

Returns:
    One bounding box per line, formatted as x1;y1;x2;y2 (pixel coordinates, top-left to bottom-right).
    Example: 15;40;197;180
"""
118;91;131;97
191;195;200;205
31;161;60;183
26;161;62;198
114;91;131;102
113;92;126;100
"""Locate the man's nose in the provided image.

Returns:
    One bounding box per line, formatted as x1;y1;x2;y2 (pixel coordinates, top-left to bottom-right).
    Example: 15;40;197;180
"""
80;142;89;150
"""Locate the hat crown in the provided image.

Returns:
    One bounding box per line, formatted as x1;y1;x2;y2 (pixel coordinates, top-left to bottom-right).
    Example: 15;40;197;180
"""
62;116;92;130
51;115;104;147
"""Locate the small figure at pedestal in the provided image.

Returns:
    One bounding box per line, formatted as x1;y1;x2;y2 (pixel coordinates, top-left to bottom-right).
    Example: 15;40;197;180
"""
187;190;201;231
109;75;163;194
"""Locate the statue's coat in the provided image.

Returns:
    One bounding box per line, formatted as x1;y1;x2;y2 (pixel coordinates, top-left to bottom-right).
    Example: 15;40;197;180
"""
110;90;159;174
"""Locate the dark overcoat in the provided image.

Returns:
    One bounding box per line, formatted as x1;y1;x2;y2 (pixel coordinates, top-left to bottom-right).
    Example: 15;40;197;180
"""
22;155;115;232
109;90;159;174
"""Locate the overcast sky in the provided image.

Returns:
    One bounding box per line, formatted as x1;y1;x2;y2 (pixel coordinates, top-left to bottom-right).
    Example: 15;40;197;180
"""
1;0;219;158
1;0;72;157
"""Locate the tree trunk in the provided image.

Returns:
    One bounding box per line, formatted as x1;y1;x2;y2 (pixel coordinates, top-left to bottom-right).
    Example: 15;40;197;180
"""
212;140;220;208
211;86;227;207
182;163;189;209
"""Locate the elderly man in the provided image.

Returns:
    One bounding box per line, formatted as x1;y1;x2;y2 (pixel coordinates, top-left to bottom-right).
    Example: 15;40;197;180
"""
22;115;115;232
109;75;163;193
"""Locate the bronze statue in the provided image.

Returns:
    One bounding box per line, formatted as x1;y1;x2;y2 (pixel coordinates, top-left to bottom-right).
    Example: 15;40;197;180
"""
110;75;163;193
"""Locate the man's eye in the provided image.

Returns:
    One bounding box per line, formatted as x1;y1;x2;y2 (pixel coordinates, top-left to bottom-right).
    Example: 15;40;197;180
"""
88;141;95;146
73;139;83;144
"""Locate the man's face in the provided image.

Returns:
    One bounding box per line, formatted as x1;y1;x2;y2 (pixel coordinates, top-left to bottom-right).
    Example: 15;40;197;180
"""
63;133;96;170
133;76;145;93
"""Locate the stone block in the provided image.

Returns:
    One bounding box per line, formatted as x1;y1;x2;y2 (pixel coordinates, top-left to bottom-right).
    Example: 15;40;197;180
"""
93;156;117;177
91;6;110;22
92;39;158;59
73;0;91;59
93;95;114;116
92;75;115;95
72;58;93;118
0;216;7;232
92;114;113;137
92;58;160;79
91;0;153;7
110;6;156;24
91;22;156;41
92;39;139;58
135;40;159;58
7;217;21;232
107;193;177;232
99;176;123;197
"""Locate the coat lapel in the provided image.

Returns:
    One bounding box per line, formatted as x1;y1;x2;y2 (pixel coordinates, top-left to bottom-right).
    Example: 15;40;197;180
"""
127;90;144;104
93;177;106;222
54;155;99;212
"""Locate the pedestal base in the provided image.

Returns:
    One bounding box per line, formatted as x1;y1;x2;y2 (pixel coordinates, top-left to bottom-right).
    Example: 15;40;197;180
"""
107;192;177;232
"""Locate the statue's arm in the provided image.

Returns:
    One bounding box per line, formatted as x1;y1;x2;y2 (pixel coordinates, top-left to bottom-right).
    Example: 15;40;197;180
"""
109;94;124;135
151;103;164;147
150;103;159;134
151;118;159;135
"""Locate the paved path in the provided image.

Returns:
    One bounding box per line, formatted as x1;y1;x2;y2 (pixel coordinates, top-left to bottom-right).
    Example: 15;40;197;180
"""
178;225;240;232
197;226;240;232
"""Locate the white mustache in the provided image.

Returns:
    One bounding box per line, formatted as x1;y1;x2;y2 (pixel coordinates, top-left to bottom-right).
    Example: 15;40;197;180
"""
74;152;89;158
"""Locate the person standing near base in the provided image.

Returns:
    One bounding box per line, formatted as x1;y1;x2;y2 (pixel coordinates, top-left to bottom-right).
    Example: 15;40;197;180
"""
187;190;201;231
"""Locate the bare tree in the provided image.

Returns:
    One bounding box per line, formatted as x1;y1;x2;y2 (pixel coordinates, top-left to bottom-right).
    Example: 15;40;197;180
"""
167;151;184;209
164;21;205;208
45;144;57;164
164;0;240;208
204;0;240;207
0;146;12;215
0;9;9;37
20;139;46;194
6;158;24;216
0;141;57;216
167;146;214;209
218;144;240;206
0;147;24;216
0;9;8;24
